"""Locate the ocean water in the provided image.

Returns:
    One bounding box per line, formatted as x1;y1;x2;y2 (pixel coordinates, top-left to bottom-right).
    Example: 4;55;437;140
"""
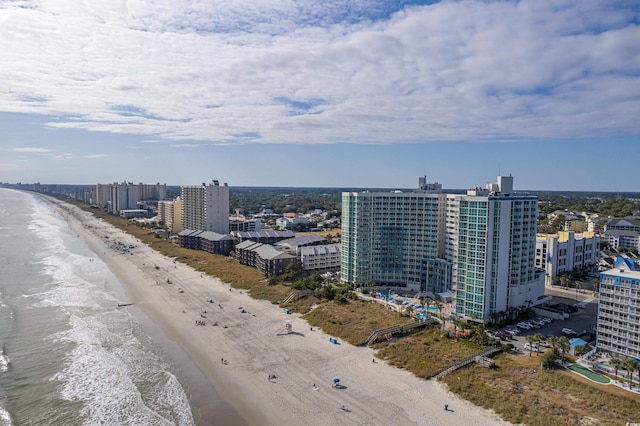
0;189;195;425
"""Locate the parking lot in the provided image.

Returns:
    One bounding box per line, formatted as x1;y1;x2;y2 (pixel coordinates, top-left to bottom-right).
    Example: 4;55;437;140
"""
497;290;598;353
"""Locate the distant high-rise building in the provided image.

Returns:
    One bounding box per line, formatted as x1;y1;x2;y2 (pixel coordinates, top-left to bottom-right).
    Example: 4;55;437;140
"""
341;176;544;322
158;197;182;233
181;181;229;234
94;181;167;214
110;183;140;215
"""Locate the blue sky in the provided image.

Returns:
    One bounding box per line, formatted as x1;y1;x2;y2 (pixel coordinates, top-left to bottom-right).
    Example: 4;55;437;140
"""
0;0;639;191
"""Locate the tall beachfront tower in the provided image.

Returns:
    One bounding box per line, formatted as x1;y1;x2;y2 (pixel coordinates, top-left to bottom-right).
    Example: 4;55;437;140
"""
447;181;542;321
341;180;446;291
341;176;544;322
181;181;229;234
596;258;640;360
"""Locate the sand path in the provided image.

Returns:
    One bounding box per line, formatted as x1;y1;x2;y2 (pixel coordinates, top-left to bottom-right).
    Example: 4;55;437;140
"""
47;197;510;426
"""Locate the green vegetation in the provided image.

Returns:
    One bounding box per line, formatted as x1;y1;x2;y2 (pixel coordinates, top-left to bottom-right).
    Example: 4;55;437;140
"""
537;194;640;217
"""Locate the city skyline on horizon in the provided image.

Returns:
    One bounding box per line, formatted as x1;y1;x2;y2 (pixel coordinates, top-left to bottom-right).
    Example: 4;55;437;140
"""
1;1;639;191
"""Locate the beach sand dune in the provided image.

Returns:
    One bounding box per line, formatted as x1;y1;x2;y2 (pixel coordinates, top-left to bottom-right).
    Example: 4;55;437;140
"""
48;197;510;426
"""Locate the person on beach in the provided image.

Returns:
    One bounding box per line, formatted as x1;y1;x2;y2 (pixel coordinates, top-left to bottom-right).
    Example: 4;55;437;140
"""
444;404;448;411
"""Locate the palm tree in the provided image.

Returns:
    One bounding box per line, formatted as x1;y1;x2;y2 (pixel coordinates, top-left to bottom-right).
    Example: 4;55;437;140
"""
406;305;414;319
623;358;634;389
633;359;640;390
558;336;570;364
434;301;445;329
610;357;622;381
548;336;560;355
559;276;570;289
574;345;589;357
525;335;536;357
533;333;545;356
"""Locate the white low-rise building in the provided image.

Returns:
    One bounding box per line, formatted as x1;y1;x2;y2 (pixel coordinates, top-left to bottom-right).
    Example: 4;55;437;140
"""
536;231;600;286
299;244;341;273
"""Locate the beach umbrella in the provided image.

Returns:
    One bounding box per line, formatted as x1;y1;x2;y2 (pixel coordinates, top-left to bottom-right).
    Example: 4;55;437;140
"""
237;306;243;310
332;377;340;384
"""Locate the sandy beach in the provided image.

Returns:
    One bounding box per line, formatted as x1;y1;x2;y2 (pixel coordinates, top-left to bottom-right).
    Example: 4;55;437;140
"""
46;196;510;426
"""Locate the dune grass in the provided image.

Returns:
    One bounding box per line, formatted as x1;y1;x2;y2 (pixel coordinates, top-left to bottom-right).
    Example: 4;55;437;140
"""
441;353;640;426
374;327;485;378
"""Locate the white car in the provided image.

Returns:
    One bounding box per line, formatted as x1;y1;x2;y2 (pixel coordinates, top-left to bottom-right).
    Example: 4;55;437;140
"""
517;322;531;330
524;343;540;352
561;328;576;335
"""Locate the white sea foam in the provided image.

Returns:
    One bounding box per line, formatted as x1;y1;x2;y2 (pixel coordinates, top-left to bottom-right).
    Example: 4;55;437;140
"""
0;349;9;373
0;406;13;426
52;314;194;426
20;196;193;425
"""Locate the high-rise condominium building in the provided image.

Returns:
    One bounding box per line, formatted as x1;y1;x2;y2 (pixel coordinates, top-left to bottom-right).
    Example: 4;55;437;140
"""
596;257;640;360
181;181;229;234
158;198;182;233
341;176;544;322
94;182;167;214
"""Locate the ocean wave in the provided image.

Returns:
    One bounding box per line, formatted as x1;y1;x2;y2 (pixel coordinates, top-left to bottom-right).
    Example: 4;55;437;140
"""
52;314;194;425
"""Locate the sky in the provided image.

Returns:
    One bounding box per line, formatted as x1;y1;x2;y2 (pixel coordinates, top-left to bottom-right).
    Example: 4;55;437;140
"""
0;0;639;191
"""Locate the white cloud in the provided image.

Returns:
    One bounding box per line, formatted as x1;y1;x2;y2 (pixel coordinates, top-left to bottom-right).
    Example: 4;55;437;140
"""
0;0;637;145
80;154;108;158
169;143;202;148
11;147;52;153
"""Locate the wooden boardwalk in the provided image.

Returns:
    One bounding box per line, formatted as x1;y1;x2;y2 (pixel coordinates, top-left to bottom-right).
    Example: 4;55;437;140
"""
364;319;438;346
431;345;503;379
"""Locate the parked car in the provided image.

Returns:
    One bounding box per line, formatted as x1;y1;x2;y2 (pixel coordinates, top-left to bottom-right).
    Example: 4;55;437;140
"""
562;328;577;335
524;343;540;352
517;322;531;330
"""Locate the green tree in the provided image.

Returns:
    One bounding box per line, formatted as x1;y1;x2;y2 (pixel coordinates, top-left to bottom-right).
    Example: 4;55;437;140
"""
623;358;640;389
541;351;558;370
434;302;445;329
574;345;589;357
610;357;623;381
322;285;336;300
558;336;570;364
525;335;536;357
548;335;560;355
532;333;545;356
405;306;414;318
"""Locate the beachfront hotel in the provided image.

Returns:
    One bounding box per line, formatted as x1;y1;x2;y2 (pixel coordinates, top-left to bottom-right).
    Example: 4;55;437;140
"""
596;257;640;360
180;180;230;234
340;176;544;322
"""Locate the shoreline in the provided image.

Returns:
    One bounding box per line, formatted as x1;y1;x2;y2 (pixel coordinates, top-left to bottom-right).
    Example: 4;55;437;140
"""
45;195;510;426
